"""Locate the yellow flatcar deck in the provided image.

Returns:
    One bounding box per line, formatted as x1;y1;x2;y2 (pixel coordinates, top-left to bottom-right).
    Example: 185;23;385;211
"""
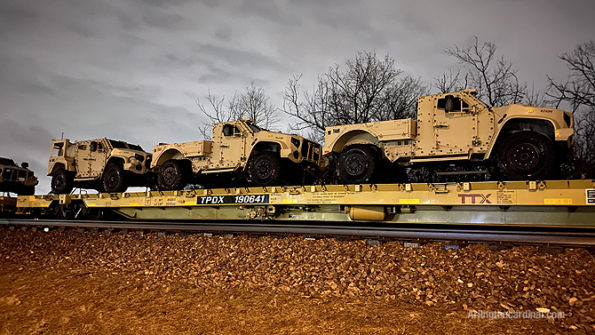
16;180;595;227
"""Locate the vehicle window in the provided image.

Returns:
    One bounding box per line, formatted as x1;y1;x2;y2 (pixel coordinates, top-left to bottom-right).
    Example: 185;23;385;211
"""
0;158;16;166
97;143;103;152
109;140;127;149
247;123;262;133
78;145;87;150
2;168;12;179
462;100;470;112
223;125;233;136
437;95;465;113
90;142;97;152
52;144;64;156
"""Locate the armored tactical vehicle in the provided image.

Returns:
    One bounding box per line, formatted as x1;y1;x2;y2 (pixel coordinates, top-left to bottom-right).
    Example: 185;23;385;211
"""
0;157;38;195
324;89;574;183
151;119;321;190
47;138;152;194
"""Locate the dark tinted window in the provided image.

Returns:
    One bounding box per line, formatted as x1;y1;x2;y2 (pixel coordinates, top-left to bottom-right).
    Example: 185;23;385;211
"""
107;140;143;151
0;158;16;166
437;96;470;113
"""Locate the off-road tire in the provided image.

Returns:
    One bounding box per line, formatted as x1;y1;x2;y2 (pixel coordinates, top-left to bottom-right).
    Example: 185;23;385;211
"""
51;168;73;194
248;152;281;186
102;163;127;193
497;132;555;180
336;146;376;184
158;160;188;190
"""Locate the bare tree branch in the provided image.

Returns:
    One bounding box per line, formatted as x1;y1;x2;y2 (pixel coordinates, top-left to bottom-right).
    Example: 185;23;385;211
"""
547;41;595;175
282;51;428;142
442;36;527;106
197;83;279;140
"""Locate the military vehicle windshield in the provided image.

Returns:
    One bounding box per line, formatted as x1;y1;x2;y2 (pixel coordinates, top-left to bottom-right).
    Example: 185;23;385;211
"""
0;158;17;166
108;140;144;151
247;122;263;133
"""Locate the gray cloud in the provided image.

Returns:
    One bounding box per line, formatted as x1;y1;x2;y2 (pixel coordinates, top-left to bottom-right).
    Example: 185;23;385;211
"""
1;0;594;194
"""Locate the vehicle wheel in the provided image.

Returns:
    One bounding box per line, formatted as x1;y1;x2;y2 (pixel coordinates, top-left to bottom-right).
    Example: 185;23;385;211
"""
17;186;35;195
248;152;280;185
51;168;73;194
336;146;376;184
158;160;188;190
102;163;127;193
497;132;555;180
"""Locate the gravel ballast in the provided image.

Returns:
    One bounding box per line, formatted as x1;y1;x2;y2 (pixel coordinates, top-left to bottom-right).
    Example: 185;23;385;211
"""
0;228;593;334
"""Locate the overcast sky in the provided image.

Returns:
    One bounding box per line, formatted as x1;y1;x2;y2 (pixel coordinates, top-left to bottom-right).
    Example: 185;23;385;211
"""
1;0;594;194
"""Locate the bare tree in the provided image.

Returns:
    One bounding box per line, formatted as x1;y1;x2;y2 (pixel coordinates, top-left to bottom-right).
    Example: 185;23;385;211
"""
434;68;468;93
197;83;279;139
546;41;595;112
547;41;595;177
282;51;428;142
441;36;527;106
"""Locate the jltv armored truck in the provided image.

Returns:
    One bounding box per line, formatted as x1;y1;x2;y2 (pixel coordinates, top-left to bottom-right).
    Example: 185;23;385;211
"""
151;119;321;190
0;157;38;195
324;89;574;183
48;138;152;194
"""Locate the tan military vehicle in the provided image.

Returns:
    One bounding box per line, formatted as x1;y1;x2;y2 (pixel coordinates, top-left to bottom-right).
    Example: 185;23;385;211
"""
151;119;321;190
47;138;152;194
324;89;574;183
0;157;38;195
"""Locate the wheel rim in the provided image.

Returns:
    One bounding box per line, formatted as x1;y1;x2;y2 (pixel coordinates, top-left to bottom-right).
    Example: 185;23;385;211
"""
508;142;541;172
161;166;178;187
54;174;65;190
104;169;120;190
344;150;368;177
254;158;273;180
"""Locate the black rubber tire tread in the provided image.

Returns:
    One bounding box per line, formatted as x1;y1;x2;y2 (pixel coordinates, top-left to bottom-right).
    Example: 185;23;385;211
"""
497;131;555;180
51;168;74;194
157;160;188;190
102;163;127;193
248;152;281;186
336;145;376;184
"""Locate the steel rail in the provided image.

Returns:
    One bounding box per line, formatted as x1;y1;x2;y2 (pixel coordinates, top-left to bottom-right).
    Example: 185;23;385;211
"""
2;218;594;246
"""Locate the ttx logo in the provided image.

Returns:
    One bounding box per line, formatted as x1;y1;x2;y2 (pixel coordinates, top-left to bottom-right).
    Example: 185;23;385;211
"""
458;193;492;204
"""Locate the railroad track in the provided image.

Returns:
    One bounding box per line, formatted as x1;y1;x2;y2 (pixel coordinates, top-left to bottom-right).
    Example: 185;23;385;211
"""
2;218;595;247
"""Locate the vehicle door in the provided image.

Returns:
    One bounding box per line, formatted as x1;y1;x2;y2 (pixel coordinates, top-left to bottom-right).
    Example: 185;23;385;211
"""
75;141;92;178
219;124;246;168
432;95;478;156
88;140;108;177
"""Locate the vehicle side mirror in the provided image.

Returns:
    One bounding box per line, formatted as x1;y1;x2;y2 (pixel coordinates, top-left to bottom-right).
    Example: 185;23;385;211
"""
21;162;29;168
